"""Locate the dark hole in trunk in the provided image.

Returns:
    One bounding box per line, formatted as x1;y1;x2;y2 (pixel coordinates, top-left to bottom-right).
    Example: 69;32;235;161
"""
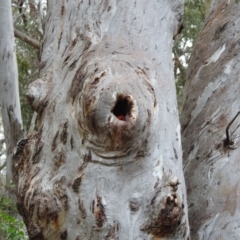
112;95;133;121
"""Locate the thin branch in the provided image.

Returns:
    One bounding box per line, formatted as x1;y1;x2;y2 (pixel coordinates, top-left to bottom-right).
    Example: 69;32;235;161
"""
18;0;28;27
37;0;44;37
14;28;41;50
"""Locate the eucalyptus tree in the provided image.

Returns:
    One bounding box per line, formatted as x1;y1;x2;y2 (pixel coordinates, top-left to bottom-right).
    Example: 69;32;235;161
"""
0;0;23;185
8;0;240;239
181;0;240;239
12;0;190;239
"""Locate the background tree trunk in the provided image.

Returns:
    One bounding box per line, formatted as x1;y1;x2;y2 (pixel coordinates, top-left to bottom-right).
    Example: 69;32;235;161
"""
0;0;23;186
14;1;189;239
181;0;240;239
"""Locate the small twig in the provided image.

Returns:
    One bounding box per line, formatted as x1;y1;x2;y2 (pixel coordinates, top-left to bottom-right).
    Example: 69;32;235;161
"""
225;111;240;147
232;123;240;135
14;28;41;50
18;0;28;27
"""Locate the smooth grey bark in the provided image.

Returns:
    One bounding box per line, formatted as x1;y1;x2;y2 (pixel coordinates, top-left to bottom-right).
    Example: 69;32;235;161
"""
0;0;23;184
181;0;240;239
14;1;189;239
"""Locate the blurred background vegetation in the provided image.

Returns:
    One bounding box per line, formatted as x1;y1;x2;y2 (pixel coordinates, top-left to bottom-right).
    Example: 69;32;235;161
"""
13;0;45;129
0;0;205;239
173;0;205;107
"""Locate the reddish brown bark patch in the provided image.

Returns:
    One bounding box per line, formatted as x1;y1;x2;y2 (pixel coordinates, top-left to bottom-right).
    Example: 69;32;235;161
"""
141;194;183;238
93;196;106;228
72;174;83;193
17;188;64;240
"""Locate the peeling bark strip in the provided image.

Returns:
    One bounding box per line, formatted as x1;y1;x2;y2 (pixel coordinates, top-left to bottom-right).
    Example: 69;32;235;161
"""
14;0;189;239
181;1;240;239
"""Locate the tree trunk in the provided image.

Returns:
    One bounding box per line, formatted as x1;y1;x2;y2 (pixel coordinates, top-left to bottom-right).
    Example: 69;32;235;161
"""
13;1;189;239
0;0;23;185
181;0;240;239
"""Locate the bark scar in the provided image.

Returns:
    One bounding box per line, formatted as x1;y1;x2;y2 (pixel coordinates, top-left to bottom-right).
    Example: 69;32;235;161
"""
141;193;183;238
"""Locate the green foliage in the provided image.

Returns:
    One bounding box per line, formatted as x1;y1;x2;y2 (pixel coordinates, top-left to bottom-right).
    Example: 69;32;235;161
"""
12;1;44;131
173;0;205;106
0;196;28;240
16;43;37;130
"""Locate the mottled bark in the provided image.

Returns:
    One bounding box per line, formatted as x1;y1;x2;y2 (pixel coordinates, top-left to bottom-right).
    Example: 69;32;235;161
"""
14;1;189;239
0;0;23;184
181;0;240;239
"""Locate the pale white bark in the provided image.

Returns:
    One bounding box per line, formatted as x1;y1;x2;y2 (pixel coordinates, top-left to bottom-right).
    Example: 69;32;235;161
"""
36;0;44;36
14;1;189;239
0;0;23;184
181;0;240;239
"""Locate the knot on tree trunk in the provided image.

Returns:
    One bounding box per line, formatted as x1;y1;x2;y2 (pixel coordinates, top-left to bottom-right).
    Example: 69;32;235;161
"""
70;43;156;159
26;67;53;112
